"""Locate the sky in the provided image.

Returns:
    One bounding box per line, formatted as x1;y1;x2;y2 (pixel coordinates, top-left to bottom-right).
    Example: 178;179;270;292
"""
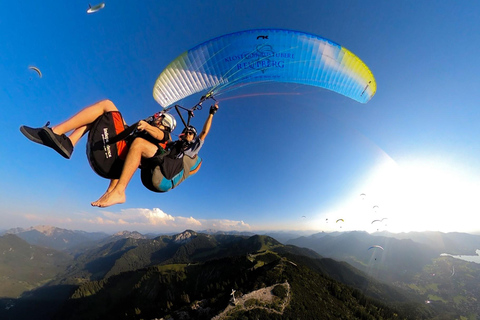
1;1;480;235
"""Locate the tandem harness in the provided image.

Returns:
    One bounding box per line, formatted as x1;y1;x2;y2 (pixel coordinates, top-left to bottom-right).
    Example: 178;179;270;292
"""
86;111;202;192
87;95;213;191
140;140;202;193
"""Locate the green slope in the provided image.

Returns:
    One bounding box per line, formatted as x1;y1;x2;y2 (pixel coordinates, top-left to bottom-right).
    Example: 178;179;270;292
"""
54;236;431;320
0;234;72;298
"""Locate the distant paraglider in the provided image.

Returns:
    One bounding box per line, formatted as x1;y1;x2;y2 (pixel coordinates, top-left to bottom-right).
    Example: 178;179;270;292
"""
335;219;345;229
29;66;42;78
372;205;379;213
87;3;105;14
371;218;388;224
368;245;384;251
360;193;366;200
336;219;344;228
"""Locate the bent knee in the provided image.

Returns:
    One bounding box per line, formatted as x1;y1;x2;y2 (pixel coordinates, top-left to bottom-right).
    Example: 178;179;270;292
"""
130;138;158;157
98;99;118;113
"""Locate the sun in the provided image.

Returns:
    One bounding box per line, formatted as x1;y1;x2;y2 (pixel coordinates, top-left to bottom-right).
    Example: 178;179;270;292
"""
359;159;480;233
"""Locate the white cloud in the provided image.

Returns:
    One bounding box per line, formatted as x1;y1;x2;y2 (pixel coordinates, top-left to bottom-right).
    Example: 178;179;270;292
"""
176;216;202;226
198;219;251;231
144;208;176;225
81;208;250;233
86;216;117;225
18;207;251;234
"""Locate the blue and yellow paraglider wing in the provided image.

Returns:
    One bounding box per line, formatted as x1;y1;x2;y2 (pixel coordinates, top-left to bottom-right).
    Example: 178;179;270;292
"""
153;29;376;108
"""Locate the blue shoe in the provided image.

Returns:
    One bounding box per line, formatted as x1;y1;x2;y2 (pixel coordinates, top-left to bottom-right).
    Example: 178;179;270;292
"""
20;122;50;144
39;127;74;159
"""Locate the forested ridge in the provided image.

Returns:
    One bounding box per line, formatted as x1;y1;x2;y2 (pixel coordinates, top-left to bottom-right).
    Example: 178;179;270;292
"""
53;233;432;319
0;231;449;319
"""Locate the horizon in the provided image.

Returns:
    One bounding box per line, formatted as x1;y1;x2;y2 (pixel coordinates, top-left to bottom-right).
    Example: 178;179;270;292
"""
3;224;480;237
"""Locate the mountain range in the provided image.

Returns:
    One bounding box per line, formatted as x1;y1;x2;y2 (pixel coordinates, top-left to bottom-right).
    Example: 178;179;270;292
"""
1;226;479;319
1;226;108;251
287;230;480;317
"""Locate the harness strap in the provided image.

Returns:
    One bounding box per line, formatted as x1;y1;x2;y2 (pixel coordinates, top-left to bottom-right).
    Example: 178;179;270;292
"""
107;121;139;144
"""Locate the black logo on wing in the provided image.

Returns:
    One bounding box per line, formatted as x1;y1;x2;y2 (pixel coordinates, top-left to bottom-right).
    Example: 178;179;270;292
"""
256;35;269;40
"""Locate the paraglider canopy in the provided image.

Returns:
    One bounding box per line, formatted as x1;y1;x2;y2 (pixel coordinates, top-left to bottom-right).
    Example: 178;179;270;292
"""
368;245;384;251
371;218;387;224
29;66;42;78
87;3;105;14
153;28;376;108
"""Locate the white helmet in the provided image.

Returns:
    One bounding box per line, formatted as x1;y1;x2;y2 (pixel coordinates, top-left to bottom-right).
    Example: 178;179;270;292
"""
160;113;176;132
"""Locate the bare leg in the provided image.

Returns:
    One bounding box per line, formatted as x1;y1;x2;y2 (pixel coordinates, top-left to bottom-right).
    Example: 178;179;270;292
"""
52;99;119;136
94;179;119;204
106;179;119;193
91;138;158;207
68;125;90;147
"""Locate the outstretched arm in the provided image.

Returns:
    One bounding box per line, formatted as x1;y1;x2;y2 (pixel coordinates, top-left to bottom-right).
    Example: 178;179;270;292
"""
198;103;218;141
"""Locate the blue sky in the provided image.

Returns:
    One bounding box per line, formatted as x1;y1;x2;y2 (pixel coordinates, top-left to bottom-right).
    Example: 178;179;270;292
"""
1;1;480;234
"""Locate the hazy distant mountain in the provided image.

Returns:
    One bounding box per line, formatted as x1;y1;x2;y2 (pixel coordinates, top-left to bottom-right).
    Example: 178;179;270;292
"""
199;229;256;236
95;230;148;245
262;230;315;244
0;234;72;298
287;230;480;318
199;229;319;244
288;231;439;281
2;225;108;251
374;231;480;255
